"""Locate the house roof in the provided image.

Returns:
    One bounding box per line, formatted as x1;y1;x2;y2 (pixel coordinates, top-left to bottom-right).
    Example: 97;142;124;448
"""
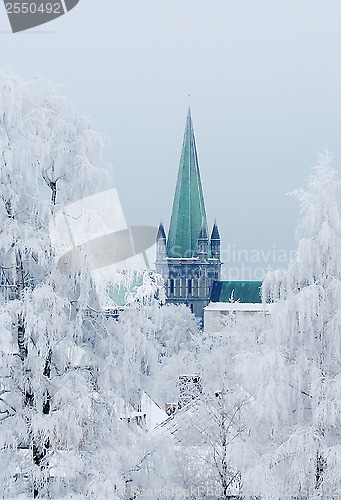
166;109;209;258
210;281;263;303
155;398;205;446
155;385;253;446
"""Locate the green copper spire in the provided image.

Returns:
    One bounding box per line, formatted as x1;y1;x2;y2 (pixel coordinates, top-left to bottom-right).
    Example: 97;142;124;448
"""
167;109;208;258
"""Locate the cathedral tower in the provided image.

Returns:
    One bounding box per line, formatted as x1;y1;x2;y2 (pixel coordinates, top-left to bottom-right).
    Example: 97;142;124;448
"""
155;109;221;319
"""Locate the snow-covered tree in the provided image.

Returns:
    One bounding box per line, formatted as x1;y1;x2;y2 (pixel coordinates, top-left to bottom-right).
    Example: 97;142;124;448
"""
170;385;251;499
164;319;261;500
237;153;341;497
0;69;111;498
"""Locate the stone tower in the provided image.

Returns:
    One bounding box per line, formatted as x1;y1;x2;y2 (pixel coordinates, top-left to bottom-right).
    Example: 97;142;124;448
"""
155;109;221;319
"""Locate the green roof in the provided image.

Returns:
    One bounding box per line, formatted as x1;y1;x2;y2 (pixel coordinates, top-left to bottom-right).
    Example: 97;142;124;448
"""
106;272;144;307
210;281;263;303
167;109;208;258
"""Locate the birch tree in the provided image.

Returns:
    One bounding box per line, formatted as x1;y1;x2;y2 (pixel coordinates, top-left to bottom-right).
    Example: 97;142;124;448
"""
237;153;341;497
0;69;109;498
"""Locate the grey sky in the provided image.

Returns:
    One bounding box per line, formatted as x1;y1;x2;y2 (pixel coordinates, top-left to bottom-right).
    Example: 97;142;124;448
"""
2;0;341;277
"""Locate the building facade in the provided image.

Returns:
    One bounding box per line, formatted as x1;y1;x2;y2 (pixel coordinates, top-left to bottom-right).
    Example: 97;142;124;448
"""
204;280;271;333
155;110;222;319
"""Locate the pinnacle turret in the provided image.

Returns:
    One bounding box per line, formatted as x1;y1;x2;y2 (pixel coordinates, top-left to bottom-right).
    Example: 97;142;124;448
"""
156;221;166;241
196;219;209;258
156;221;167;260
211;221;221;259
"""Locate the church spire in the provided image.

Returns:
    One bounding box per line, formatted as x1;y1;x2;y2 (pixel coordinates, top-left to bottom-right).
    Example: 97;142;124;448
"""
166;109;208;258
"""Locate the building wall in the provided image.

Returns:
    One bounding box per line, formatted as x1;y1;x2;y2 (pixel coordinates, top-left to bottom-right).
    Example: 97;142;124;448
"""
204;302;273;333
155;257;221;318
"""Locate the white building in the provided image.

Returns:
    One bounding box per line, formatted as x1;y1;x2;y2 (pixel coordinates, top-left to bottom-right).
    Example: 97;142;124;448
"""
204;280;272;333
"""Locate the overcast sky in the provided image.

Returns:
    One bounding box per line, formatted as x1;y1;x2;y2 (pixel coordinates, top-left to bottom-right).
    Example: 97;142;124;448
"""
2;0;341;277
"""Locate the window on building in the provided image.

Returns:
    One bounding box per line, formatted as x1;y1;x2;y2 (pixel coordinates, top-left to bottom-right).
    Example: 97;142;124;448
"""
169;279;174;294
188;279;192;295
